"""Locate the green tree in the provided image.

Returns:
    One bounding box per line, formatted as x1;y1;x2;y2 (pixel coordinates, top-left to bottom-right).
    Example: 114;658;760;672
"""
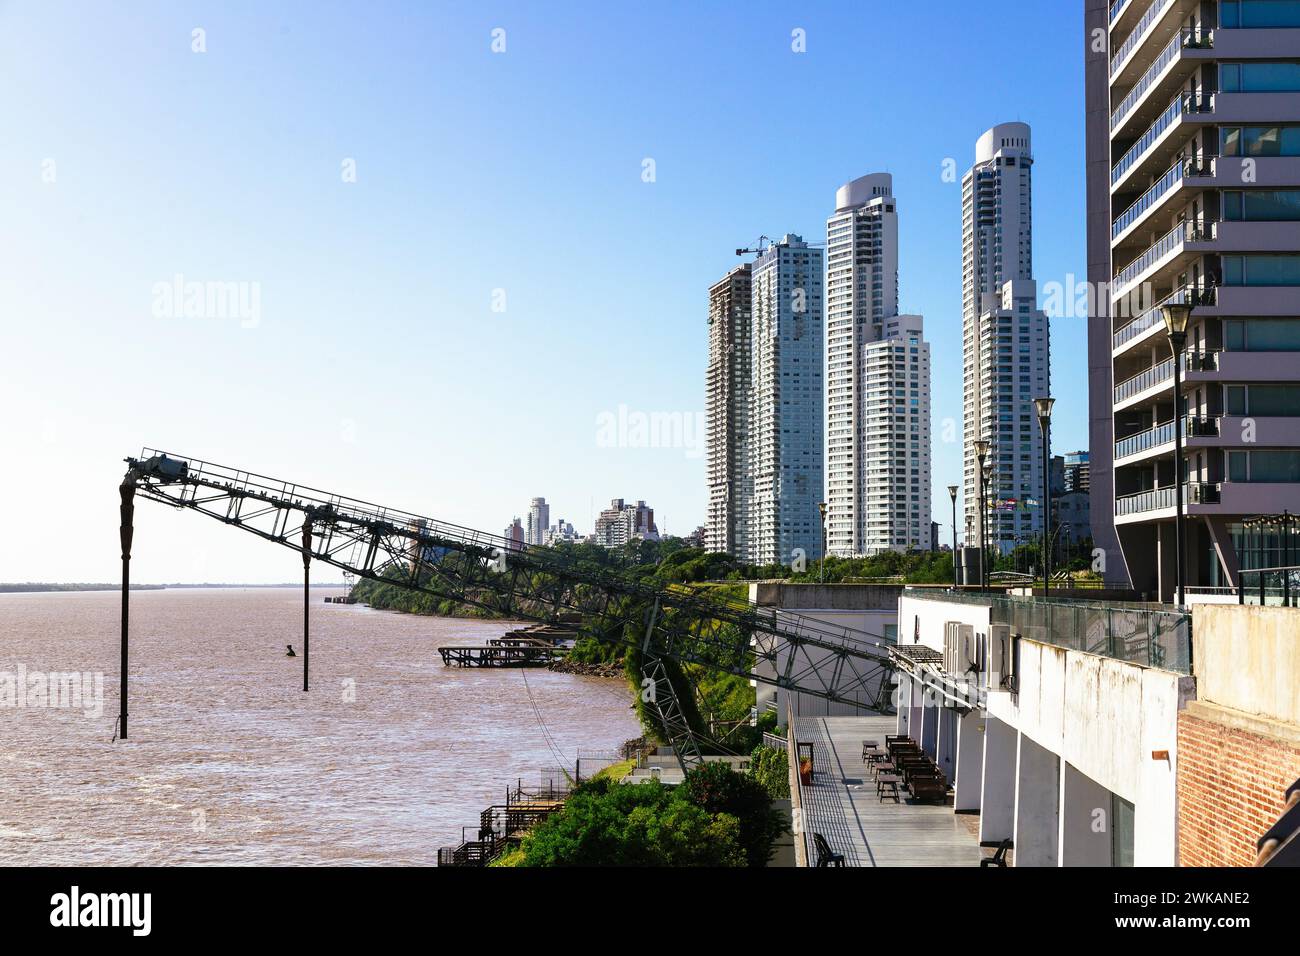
680;761;788;867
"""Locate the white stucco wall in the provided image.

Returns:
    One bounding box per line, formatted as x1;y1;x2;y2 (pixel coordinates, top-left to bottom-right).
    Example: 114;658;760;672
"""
984;638;1189;865
896;594;990;654
899;592;1191;866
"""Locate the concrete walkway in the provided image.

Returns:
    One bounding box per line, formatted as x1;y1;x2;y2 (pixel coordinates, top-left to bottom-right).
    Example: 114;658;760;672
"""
795;715;984;867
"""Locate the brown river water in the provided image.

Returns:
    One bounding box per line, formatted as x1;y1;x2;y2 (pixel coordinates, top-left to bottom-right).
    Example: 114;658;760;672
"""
0;587;640;865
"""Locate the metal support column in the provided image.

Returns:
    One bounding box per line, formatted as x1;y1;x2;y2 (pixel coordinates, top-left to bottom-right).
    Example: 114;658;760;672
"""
118;479;135;740
302;519;312;692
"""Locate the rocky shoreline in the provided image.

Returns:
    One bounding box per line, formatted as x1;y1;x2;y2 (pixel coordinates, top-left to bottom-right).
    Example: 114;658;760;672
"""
548;658;625;679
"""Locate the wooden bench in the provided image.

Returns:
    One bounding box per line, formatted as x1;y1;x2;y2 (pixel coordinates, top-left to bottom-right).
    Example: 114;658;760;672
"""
909;776;948;804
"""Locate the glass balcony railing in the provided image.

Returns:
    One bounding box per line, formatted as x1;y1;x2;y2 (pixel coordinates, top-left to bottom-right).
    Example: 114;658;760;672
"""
1112;151;1213;240
1117;485;1175;515
1113;307;1164;349
1115;419;1177;459
1114;356;1174;403
1112;417;1218;461
1110;0;1132;24
1110;0;1176;77
1117;482;1220;516
1112;283;1216;350
1113;161;1181;239
920;591;1191;673
1110;30;1213;132
1113;220;1213;293
1113;96;1184;185
1111;94;1212;188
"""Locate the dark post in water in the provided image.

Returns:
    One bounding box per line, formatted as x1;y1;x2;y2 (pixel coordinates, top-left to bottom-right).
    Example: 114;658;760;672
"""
302;518;312;692
118;479;135;740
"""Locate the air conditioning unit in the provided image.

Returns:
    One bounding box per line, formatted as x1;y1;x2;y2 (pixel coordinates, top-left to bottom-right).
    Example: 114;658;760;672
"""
943;622;962;674
957;624;976;676
989;625;1012;689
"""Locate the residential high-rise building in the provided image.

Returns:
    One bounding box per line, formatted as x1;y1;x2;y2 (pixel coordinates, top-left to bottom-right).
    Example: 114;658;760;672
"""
705;264;752;557
825;174;894;554
525;497;550;546
1086;0;1300;599
861;314;933;552
503;517;525;551
546;518;579;545
962;123;1052;556
593;498;659;549
747;235;825;566
1063;450;1091;493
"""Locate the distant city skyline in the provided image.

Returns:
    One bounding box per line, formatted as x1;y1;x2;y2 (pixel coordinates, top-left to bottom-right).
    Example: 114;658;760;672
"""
0;2;1090;582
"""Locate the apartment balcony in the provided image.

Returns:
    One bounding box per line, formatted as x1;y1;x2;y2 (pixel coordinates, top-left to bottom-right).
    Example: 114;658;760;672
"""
1112;283;1216;357
1116;481;1300;525
1111;92;1215;194
1113;355;1175;409
1110;29;1213;138
1115;481;1218;519
1110;0;1197;86
1112;154;1215;244
1114;419;1178;464
1112;220;1215;300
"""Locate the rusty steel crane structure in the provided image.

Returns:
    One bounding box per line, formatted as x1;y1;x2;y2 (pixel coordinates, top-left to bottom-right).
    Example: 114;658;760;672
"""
118;449;896;769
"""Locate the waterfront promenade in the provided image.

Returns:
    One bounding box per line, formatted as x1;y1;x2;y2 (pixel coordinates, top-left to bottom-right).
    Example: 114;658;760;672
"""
795;715;983;867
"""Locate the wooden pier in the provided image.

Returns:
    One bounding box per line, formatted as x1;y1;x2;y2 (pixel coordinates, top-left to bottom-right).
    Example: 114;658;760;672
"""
438;644;566;668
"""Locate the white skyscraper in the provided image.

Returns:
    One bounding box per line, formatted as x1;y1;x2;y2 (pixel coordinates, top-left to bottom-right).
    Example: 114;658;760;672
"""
861;314;933;552
825;173;932;555
962;123;1051;555
526;497;550;546
747;235;824;566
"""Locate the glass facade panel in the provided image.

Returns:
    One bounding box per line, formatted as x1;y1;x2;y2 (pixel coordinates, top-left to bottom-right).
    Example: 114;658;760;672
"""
1221;62;1300;92
1222;0;1300;28
1245;318;1300;350
1248;385;1300;415
1221;126;1300;156
1222;255;1300;285
1222;190;1300;221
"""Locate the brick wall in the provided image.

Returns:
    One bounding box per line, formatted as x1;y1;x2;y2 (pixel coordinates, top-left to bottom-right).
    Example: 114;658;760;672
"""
1178;704;1300;867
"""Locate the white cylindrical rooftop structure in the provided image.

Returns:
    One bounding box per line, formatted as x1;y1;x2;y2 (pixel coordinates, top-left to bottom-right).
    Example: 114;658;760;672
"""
975;122;1032;163
835;172;893;212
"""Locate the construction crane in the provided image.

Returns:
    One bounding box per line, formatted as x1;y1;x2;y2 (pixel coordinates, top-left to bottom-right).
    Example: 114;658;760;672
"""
117;449;896;770
735;235;773;257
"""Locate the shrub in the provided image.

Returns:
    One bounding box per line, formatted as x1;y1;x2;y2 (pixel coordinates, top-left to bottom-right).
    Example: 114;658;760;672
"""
749;745;790;800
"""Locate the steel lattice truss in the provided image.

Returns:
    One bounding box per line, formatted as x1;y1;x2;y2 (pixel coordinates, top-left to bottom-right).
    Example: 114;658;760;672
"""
124;449;896;762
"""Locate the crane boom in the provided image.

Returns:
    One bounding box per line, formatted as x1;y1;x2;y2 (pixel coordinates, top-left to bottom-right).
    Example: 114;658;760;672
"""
119;449;896;767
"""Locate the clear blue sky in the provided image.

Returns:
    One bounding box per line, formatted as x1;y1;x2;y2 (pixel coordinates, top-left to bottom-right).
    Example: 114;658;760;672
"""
0;0;1088;582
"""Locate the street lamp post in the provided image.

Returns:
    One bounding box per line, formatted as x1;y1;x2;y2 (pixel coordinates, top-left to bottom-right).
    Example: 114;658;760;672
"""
817;501;828;584
974;440;990;589
1161;302;1192;606
1035;396;1055;597
948;485;959;587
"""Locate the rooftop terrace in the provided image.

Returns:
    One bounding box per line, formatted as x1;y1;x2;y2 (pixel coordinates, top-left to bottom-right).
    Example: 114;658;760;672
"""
793;715;984;867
